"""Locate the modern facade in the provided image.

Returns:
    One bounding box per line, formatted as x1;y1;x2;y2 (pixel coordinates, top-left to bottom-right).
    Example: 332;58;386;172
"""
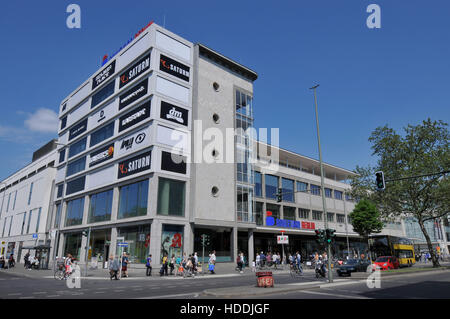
0;140;57;267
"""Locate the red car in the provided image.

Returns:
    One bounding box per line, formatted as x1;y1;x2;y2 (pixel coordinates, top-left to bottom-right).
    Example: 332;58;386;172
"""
373;256;399;270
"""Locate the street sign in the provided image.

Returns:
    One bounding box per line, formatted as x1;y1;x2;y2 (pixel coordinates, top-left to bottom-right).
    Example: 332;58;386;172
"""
277;235;289;244
117;242;129;247
32;234;38;239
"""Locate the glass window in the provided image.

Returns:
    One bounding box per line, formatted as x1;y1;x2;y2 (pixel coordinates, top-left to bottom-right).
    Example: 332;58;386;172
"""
255;202;264;226
281;178;294;202
90;121;115;147
337;214;345;223
54;204;62;228
312;210;323;221
88;189;113;223
2;217;7;237
21;212;27;235
254;172;262;197
66;156;86;177
118;180;149;219
61;116;67;130
59;149;66;163
335;190;343;200
311;184;321;196
325;188;333;198
13;191;17;210
157;178;185;217
8;216;13;236
283;206;296;220
117;225;151;264
66;176;86;195
88;229;111;263
65;197;85;227
6;193;11;212
64;233;82;260
26;210;32;233
35;208;41;233
28;182;33;205
298;208;310;219
69;137;87;158
91;80;115;108
161;225;183;262
265;175;278;200
57;184;64;198
327;212;334;222
297;181;308;193
266;203;280;220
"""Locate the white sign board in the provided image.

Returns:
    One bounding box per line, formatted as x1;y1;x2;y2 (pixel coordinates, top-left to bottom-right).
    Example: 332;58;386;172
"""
277;235;289;244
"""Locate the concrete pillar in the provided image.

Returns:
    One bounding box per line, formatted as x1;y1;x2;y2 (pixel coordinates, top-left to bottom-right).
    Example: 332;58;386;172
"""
184;223;194;256
248;230;254;263
57;232;65;258
110;227;117;258
231;226;238;261
80;232;87;264
149;219;162;267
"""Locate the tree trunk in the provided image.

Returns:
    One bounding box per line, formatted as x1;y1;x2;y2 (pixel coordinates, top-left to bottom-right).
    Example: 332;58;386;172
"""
418;219;440;268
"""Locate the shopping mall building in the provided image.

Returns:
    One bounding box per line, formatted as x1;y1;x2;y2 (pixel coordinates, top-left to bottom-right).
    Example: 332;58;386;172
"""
1;22;448;268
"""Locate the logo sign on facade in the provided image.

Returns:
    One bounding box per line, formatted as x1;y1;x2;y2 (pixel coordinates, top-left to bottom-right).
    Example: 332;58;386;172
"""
117;126;149;157
277;235;289;244
118;151;151;179
92;60;116;90
119;78;148;110
161;151;187;174
119;54;151;89
266;216;316;230
89;144;114;167
160;101;188;126
102;21;153;66
118;101;151;132
69;118;88;141
159;54;190;82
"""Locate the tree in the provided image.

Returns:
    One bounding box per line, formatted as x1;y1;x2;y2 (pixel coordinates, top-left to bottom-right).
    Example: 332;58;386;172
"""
349;199;384;261
349;119;450;267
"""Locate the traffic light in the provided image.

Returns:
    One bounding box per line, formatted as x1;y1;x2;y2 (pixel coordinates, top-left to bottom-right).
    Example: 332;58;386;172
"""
201;234;210;247
276;189;282;203
81;229;88;237
375;171;385;190
314;229;325;244
326;229;336;244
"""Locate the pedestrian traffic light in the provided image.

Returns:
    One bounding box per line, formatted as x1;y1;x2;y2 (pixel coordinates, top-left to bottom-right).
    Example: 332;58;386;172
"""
375;171;385;190
314;229;325;244
326;229;336;244
276;189;282;203
201;234;210;247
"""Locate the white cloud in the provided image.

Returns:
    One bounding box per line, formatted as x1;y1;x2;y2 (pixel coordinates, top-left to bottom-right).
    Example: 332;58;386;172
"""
24;108;58;133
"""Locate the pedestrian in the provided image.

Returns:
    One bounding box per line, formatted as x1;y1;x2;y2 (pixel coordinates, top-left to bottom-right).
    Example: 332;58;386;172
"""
251;260;256;272
0;256;5;269
208;250;216;274
194;252;199;270
161;254;168;276
170;254;176;275
256;253;260;268
237;252;243;273
109;255;120;280
121;252;129;278
24;252;30;269
146;254;152;276
8;254;15;268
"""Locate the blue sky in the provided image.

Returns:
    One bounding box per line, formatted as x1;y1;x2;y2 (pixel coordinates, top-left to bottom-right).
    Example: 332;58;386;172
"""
0;0;449;180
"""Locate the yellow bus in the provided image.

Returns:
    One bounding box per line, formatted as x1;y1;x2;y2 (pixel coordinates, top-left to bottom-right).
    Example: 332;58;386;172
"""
370;235;416;267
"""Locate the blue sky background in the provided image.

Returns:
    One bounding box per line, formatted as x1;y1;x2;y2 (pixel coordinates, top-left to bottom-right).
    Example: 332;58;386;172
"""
0;0;449;180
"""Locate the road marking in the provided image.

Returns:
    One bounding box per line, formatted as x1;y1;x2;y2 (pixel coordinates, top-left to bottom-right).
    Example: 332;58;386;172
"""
32;292;47;295
138;292;202;299
7;293;22;296
94;291;105;294
19;296;35;299
114;290;124;292
47;295;61;298
300;290;371;299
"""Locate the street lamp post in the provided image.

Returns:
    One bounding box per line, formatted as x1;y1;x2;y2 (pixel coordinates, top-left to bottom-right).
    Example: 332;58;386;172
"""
310;84;333;283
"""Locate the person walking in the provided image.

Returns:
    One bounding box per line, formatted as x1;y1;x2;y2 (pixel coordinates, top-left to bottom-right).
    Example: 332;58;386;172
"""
170;255;176;275
146;254;152;276
194;252;199;270
208;250;216;274
8;254;15;268
109;255;120;280
256;253;261;268
161;254;168;276
121;252;129;278
24;252;30;269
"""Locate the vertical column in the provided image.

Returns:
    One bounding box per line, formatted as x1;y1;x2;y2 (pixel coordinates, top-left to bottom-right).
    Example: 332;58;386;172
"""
111;187;120;221
80;232;87;264
248;230;254;263
110;227;117;258
150;219;162;267
231;226;238;261
57;232;65;258
184;223;194;256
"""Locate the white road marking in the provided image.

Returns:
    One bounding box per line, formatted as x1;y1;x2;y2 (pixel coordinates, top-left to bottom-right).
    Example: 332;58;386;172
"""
300;290;371;299
32;292;47;295
7;293;22;296
138;292;201;299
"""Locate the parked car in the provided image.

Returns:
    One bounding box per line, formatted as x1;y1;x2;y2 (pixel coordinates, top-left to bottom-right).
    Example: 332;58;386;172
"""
336;259;372;277
373;256;399;271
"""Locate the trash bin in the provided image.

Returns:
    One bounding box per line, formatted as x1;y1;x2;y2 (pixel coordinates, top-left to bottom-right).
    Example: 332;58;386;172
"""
256;271;274;288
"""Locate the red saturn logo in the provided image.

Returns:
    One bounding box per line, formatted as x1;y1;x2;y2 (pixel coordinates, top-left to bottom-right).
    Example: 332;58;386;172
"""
119;163;128;174
121;74;129;84
160;59;170;70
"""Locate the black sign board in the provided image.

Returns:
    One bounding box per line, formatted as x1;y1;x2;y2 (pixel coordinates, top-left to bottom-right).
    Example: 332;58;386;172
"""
119;78;148;110
118;151;152;179
66;176;86;196
161;151;186;174
69;118;88;141
160;101;188;126
89;143;114;167
119;54;150;89
118;101;151;132
92;60;116;90
159;54;190;82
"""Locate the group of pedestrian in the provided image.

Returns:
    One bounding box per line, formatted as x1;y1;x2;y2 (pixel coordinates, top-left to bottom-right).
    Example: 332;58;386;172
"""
255;251;282;268
108;252;129;280
0;254;15;269
23;252;39;270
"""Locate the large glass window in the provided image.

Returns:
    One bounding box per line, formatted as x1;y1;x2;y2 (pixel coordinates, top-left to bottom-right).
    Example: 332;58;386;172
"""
161;225;183;262
281;178;294;202
88;229;111;263
68;137;87;158
266;203;280;220
254;172;262;197
88;189;113;223
117;225;150;264
65;197;85;227
312;210;323;221
90;121;115;147
298;208;310;219
13;191;17;210
297;181;308;193
311;184;321;196
66;176;86;195
35;208;41;233
236;90;253;118
337;214;345;223
54;204;62;228
66;156;86;177
6;193;11;212
118;180;149;219
60;116;67;130
59;149;66;163
64;233;82;260
283;206;296;220
26;210;32;233
255;202;264;226
327;212;335;222
28;183;33;205
265;175;278;200
335;190;343;200
194;228;232;262
21;212;27;234
157;178;185;217
91;80;115;108
237;185;253;222
325;188;333;198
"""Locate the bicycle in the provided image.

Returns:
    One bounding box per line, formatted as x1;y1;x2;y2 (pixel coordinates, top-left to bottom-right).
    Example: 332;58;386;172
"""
54;262;78;280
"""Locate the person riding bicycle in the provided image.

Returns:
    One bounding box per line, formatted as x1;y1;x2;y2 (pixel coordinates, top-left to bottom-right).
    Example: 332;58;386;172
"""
64;254;73;274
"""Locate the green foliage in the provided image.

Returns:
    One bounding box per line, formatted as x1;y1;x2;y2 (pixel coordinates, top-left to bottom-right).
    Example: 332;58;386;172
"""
349;199;384;238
